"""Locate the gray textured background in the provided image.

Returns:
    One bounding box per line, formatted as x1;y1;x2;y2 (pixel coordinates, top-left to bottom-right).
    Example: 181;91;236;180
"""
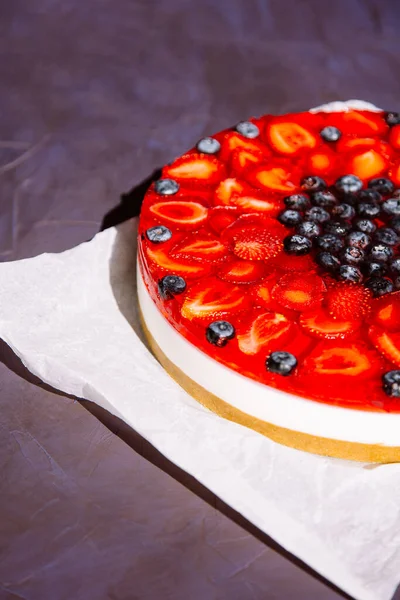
1;1;400;599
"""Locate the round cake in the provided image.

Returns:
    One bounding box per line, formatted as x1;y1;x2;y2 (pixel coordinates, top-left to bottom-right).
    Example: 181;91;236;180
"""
137;100;400;462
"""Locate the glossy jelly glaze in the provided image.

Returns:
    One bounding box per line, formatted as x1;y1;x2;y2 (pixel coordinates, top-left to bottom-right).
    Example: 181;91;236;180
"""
138;107;400;412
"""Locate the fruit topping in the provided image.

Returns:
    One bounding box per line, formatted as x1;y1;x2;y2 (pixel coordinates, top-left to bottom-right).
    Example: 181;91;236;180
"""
149;200;208;229
146;225;172;244
369;326;400;366
266;119;318;155
300;308;360;339
206;320;235;347
312;190;338;209
235;121;260;138
304;206;330;223
340;246;365;266
158;275;187;300
247;164;298;192
208;206;240;234
270;252;315;272
316;252;341;273
348;150;387;180
346;231;371;249
163;154;226;184
326;282;371;320
354;218;377;234
365;277;394;297
338;264;363;283
237;311;292;355
272;273;326;311
368;244;393;263
385;112;400;127
332;110;387;136
230;147;265;173
301;176;326;192
305;342;376;376
368;177;394;195
278;209;303;227
320;126;341;142
370;292;400;331
266;351;297;376
146;246;212;278
218;259;268;284
214;178;281;214
181;278;250;321
154;178;180;196
284;194;311;210
197;137;221;154
382;198;400;217
382;371;400;397
335;174;363;195
171;234;229;262
232;227;283;261
296;221;321;239
283;234;312;255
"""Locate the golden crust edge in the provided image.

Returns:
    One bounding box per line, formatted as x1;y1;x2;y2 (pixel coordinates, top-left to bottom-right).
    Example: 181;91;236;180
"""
139;310;400;464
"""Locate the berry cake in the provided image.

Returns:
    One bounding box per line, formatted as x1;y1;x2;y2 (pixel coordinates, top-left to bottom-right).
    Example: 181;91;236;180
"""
137;100;400;462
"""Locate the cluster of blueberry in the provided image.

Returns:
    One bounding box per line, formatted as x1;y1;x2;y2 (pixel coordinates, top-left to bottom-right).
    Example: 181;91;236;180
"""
280;175;400;296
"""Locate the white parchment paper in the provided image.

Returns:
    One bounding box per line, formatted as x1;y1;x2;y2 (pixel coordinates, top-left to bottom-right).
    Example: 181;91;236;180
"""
1;219;400;600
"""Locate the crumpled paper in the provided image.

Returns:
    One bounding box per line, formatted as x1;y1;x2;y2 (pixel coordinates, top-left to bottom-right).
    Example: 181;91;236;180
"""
1;219;400;600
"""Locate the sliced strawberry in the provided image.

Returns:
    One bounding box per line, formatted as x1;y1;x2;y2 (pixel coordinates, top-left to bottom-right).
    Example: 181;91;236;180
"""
171;234;229;263
369;325;400;367
337;136;376;153
237;311;293;355
266;119;318;155
230;148;265;173
247;164;299;192
326;282;372;320
222;213;287;241
218;259;267;284
149;200;208;229
282;326;315;359
208;206;240;235
370;292;400;332
389;160;400;186
389;125;400;150
347;149;388;180
214;177;282;214
272;273;326;311
163;153;226;184
219;131;271;163
327;110;387;136
232;227;283;261
271;252;315;272
146;246;212;278
180;278;250;321
252;277;281;310
305;148;337;177
300;307;361;339
305;341;379;377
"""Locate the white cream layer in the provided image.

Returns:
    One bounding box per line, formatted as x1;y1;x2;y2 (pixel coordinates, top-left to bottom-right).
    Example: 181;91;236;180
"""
138;101;400;447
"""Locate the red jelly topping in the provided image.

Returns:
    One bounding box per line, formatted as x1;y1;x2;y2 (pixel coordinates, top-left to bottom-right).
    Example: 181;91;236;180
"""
138;108;400;412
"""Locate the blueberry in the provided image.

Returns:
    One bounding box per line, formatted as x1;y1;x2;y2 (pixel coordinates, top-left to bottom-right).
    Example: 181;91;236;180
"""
358;189;382;204
382;198;400;217
357;203;381;218
206;320;235;347
385;111;400;127
382;370;400;397
324;220;352;237
305;206;330;224
390;258;400;275
369;243;393;262
393;190;400;199
315;234;344;253
362;261;387;278
390;216;400;234
338;264;363;283
266;351;297;376
331;203;355;220
301;176;326;192
368;178;394;196
283;234;312;255
373;227;399;246
154;178;180;196
316;252;341;272
354;218;377;234
278;209;303;227
196;137;221;154
312;190;338;209
365;277;394;297
296;220;321;239
146;225;172;244
158;275;187;300
235;121;260;138
335;174;363;194
283;194;311;210
320;126;341;142
341;246;365;265
346;231;371;249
